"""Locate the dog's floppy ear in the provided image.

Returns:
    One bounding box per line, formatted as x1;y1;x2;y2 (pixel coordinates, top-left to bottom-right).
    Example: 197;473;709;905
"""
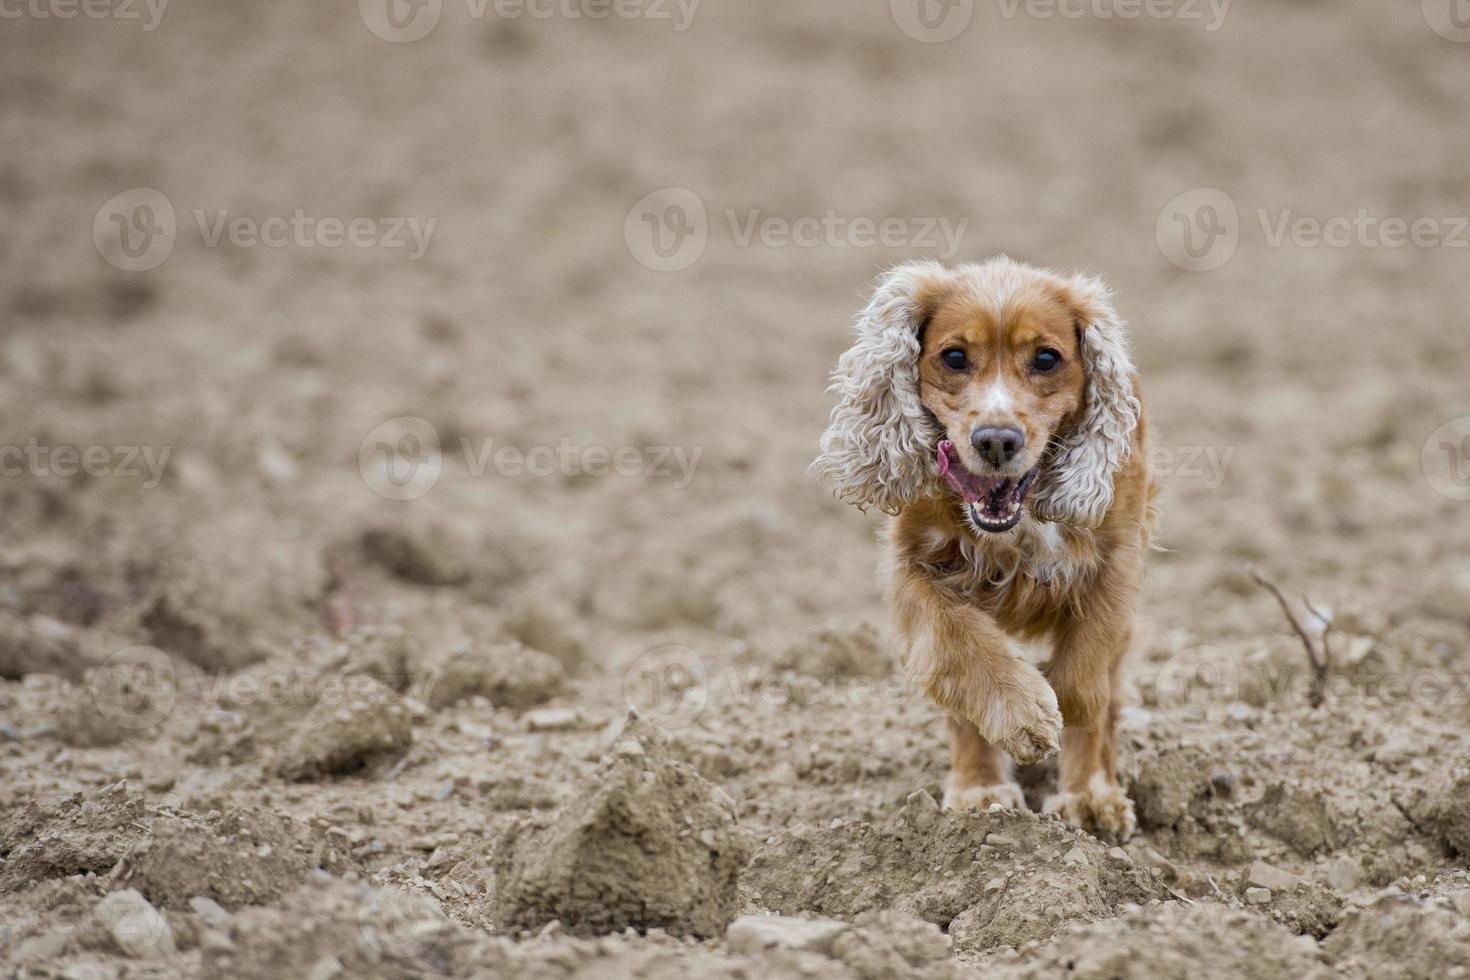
1030;274;1141;529
814;261;952;515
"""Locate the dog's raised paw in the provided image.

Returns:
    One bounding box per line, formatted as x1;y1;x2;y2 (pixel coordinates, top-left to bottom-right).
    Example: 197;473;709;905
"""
1043;784;1137;841
942;780;1026;812
984;671;1062;766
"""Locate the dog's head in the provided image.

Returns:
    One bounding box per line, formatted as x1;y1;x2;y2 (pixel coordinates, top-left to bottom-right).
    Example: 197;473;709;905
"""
814;257;1140;532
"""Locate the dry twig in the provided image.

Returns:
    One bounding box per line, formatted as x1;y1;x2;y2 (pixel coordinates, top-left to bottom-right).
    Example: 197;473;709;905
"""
1250;568;1332;708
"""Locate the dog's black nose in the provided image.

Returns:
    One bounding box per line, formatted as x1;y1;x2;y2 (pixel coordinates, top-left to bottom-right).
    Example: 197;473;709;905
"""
971;427;1025;467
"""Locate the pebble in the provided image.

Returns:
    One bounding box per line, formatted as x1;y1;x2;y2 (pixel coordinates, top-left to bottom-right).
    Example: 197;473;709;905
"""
189;896;232;929
1245;887;1272;905
95;890;177;958
306;956;344;980
526;708;584;732
726;915;850;956
1326;856;1362;893
1247;860;1306;892
906;789;939;811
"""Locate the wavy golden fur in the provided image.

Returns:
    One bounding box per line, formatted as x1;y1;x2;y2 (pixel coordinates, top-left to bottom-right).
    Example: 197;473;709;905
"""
815;257;1153;840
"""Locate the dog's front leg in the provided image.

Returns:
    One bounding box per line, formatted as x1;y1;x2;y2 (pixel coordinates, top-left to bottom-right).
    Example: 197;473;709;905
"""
1041;558;1141;841
892;560;1062;767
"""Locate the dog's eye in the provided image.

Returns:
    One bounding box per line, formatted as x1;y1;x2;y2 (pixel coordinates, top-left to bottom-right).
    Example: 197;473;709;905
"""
941;348;968;370
1032;348;1062;373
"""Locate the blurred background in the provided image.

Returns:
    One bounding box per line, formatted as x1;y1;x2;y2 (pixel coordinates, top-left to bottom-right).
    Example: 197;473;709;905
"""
3;1;1466;662
2;0;1470;972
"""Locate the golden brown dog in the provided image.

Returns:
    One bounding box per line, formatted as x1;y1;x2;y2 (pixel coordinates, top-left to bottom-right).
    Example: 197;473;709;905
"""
814;257;1152;839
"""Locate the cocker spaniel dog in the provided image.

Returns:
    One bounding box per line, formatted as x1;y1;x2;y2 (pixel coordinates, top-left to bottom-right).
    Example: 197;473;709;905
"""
815;257;1152;840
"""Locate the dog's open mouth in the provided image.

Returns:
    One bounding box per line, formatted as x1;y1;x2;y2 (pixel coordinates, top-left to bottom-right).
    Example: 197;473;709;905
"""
937;440;1039;533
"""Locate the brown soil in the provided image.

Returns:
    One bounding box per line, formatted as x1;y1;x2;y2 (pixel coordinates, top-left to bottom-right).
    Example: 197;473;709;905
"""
3;1;1469;977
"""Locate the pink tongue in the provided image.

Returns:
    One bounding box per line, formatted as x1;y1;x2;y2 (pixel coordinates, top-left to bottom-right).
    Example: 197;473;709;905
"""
936;440;956;480
937;440;1006;504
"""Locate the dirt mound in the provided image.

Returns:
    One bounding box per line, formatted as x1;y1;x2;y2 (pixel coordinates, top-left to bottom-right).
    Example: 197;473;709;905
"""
1322;893;1470;979
491;716;751;938
0;612;92;682
1415;767;1470;858
0;784;148;892
983;902;1334;979
744;792;1162;934
204;877;498;979
426;641;564;710
126;808;318;909
272;676;413;781
775;624;893;679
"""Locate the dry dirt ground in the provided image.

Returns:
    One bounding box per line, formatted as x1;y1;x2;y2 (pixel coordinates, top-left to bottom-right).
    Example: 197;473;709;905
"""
3;1;1470;977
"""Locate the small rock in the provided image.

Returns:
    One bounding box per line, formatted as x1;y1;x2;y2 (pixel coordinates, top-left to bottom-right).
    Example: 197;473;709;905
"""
14;929;69;961
832;910;952;973
188;896;232;929
1245;887;1273;905
1448;890;1470;919
95;889;177;958
1247;860;1306;892
726;915;850;956
1327;856;1362;893
906;789;939;812
526;707;584;732
306;956;344;980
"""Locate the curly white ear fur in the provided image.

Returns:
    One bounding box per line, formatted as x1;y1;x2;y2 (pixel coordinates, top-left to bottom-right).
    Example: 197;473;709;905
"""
813;261;951;515
1029;275;1141;529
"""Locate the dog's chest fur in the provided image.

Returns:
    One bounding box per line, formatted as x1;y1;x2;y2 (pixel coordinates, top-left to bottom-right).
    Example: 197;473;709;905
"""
905;510;1099;629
